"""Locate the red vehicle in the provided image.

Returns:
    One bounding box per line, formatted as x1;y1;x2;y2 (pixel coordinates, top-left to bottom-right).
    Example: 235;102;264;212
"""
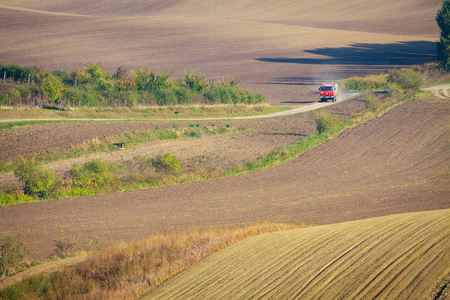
319;83;338;102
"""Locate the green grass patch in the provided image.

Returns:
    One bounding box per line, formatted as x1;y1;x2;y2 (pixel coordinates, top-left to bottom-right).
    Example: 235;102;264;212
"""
0;124;235;175
0;120;65;131
0;105;289;121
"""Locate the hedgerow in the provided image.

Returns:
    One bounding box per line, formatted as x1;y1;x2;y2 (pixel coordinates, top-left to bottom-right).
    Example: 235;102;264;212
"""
0;62;266;107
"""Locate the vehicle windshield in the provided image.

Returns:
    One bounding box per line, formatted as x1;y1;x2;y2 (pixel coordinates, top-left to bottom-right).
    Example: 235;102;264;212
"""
320;86;334;91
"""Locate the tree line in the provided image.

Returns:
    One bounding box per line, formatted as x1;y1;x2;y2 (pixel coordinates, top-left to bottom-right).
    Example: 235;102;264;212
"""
0;62;266;108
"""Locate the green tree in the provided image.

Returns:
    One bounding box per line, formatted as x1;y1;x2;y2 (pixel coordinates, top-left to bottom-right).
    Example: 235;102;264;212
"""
40;74;64;103
386;68;423;90
312;109;340;134
14;159;55;197
85;61;106;81
185;71;209;92
7;88;20;105
436;0;450;71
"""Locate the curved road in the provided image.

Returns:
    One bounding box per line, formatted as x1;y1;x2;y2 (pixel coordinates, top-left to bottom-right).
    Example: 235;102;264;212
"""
0;92;359;123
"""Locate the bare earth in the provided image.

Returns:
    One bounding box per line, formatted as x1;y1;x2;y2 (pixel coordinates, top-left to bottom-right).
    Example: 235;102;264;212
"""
0;98;448;261
0;0;448;267
0;0;440;105
0;97;365;191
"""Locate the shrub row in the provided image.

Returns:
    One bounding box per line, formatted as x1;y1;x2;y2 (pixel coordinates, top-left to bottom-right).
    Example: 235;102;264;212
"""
342;67;426;92
0;86;410;206
0;62;266;107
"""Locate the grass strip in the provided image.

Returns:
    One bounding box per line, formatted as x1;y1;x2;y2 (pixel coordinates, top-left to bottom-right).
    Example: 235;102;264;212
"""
0;105;289;122
0;93;415;206
0;120;66;131
0;124;238;173
0;222;310;300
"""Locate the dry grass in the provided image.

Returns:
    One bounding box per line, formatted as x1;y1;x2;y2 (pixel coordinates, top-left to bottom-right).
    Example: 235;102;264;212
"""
147;209;450;299
0;222;308;299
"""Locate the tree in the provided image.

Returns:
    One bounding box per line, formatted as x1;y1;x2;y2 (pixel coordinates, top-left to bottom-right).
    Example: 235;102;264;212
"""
14;159;55;197
7;88;20;106
0;233;29;276
41;74;64;103
85;61;106;81
436;0;450;71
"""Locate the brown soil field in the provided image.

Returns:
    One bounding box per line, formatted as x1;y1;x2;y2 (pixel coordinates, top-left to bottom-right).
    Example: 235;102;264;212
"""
0;97;365;191
0;0;448;269
0;98;448;261
0;0;440;105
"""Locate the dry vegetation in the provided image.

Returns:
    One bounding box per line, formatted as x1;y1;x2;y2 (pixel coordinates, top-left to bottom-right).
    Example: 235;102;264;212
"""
147;209;450;300
0;222;308;299
0;0;448;299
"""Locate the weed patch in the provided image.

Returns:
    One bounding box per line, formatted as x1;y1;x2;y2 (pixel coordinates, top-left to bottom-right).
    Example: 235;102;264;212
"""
0;233;29;277
0;222;309;299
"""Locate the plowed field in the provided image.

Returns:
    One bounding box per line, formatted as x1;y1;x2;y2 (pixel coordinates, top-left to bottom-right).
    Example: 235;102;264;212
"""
147;209;450;299
1;98;448;261
0;0;439;105
0;96;365;191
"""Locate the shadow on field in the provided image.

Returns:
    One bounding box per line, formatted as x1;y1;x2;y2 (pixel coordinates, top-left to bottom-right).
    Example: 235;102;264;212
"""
256;41;437;67
262;132;307;137
258;76;334;87
255;41;437;98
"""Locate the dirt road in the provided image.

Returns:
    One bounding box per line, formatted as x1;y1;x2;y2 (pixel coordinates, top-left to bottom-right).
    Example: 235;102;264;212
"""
1;98;448;261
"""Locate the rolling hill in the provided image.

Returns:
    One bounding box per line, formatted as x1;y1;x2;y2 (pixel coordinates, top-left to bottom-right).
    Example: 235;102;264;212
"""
0;0;440;105
146;209;450;299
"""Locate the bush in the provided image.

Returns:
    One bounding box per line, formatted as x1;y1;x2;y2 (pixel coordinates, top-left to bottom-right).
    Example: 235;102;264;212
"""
155;87;177;106
185;71;209;92
152;152;181;173
364;93;382;112
52;235;76;258
175;86;193;105
312;109;340;134
386;69;423;90
0;233;29;276
0;63;38;82
67;159;117;188
14;160;55;197
387;83;405;98
343;78;386;91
